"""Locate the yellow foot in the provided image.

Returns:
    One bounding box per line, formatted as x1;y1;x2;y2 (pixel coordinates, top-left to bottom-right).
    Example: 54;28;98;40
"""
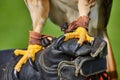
64;27;94;45
14;45;44;72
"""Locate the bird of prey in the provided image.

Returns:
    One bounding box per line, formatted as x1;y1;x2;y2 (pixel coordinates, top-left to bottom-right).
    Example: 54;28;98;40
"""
14;0;117;79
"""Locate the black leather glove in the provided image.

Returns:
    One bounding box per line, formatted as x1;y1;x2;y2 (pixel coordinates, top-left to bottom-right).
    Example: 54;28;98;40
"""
0;36;108;80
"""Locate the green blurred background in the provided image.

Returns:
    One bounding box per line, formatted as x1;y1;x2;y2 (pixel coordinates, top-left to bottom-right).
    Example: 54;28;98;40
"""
0;0;120;78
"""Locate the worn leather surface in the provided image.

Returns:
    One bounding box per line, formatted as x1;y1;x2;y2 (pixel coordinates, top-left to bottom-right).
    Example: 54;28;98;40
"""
0;37;107;80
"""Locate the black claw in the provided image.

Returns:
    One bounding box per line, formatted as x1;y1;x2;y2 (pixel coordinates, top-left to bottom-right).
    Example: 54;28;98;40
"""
90;37;96;46
73;43;80;53
90;40;94;46
28;58;34;67
54;35;65;49
28;58;35;68
13;69;19;80
28;58;38;71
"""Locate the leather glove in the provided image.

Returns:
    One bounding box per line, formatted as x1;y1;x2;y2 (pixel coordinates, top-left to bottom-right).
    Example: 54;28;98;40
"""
0;36;107;80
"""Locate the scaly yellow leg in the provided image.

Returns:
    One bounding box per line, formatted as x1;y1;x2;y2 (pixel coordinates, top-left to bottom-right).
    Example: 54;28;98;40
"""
64;27;94;45
14;45;44;72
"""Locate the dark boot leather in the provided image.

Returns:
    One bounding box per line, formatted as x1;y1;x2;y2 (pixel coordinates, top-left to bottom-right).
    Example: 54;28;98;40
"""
0;37;108;80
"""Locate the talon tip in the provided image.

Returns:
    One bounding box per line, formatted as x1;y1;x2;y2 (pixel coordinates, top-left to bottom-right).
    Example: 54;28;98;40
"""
73;43;80;53
90;37;95;45
13;69;19;80
28;58;34;67
90;40;94;45
28;58;38;71
54;35;65;49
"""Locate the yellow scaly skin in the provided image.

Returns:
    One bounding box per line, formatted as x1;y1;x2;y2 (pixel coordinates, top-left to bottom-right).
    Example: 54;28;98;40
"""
64;27;94;45
14;45;44;72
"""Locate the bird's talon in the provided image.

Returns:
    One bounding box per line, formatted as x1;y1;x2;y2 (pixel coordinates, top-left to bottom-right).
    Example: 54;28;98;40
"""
13;69;19;80
90;37;95;43
14;45;43;72
74;43;81;53
90;39;95;46
28;58;38;71
28;58;34;67
64;27;94;45
54;35;65;49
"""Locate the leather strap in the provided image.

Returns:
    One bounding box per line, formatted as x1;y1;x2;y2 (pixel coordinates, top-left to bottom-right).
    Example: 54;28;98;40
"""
29;31;54;46
29;31;42;45
76;16;90;29
65;16;90;33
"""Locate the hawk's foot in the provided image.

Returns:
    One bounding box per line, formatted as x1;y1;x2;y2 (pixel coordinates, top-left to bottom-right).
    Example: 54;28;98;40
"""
14;44;43;72
64;27;94;51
